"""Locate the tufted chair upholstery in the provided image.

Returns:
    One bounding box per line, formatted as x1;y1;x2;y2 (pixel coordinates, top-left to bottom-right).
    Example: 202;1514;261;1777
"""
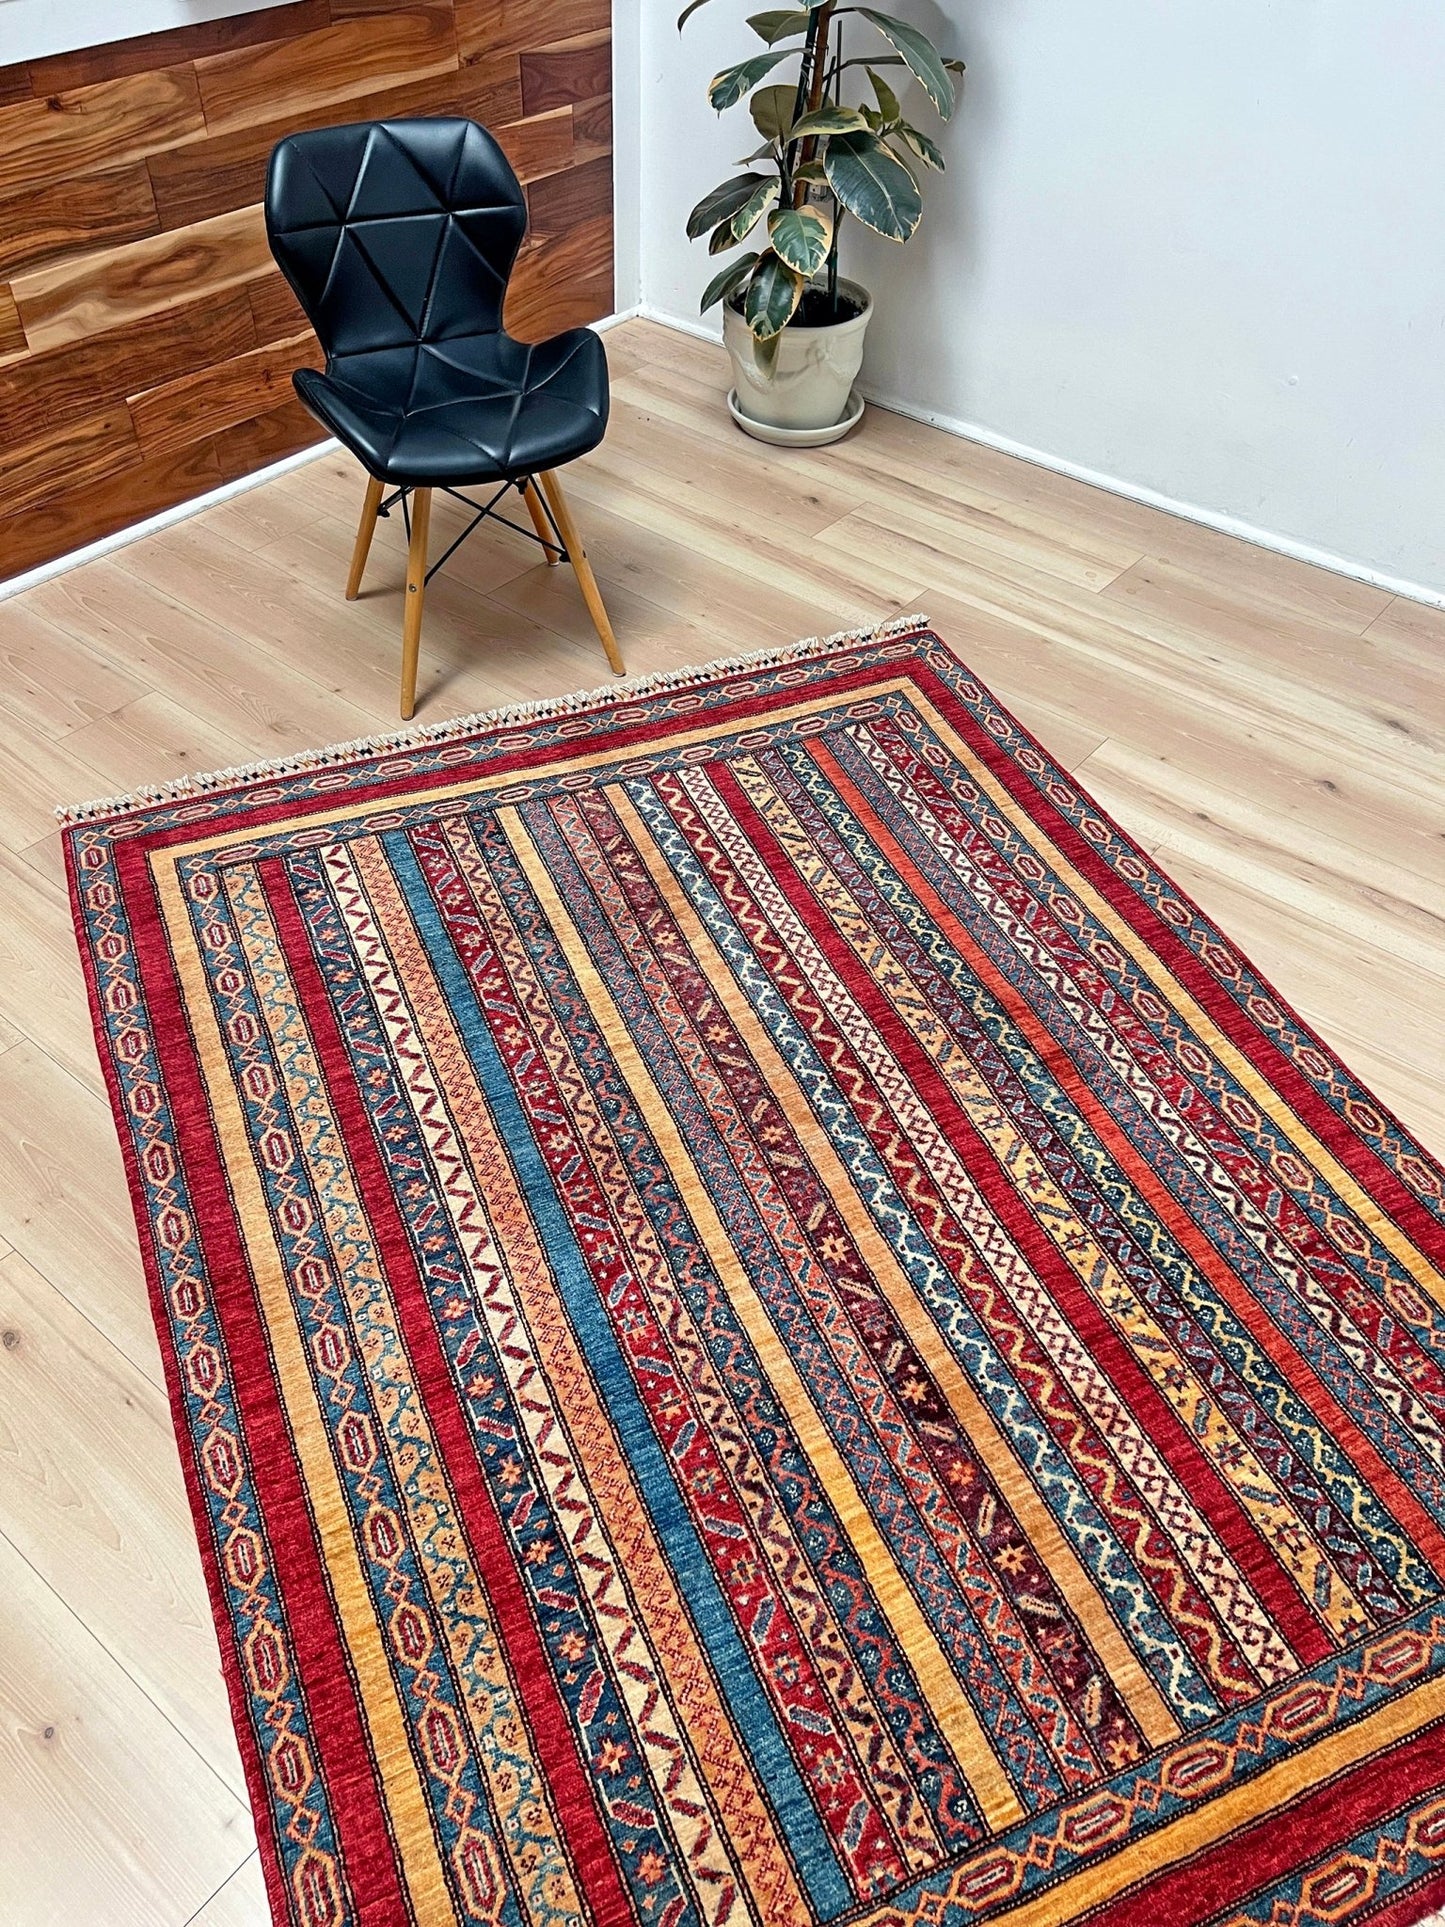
265;117;609;485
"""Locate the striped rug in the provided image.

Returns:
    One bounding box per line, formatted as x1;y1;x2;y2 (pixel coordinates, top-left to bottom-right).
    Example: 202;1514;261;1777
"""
67;619;1445;1927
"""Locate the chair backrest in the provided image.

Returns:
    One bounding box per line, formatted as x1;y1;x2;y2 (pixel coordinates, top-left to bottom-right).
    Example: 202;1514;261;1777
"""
265;117;527;357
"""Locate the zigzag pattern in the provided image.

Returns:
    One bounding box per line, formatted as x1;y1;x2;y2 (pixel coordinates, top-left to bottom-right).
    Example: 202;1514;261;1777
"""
848;717;1445;1481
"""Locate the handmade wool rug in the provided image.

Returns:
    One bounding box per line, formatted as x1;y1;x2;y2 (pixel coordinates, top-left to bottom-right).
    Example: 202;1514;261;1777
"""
66;618;1445;1927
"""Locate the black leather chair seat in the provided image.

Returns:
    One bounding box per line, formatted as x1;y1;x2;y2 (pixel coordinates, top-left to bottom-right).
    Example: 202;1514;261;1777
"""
293;325;608;487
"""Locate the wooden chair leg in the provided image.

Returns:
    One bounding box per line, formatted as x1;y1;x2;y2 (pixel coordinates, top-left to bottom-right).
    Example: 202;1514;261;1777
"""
399;487;431;721
521;478;561;565
537;469;623;675
346;474;385;600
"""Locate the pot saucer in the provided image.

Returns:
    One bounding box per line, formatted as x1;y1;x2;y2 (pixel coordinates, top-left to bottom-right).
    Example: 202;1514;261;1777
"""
726;387;865;447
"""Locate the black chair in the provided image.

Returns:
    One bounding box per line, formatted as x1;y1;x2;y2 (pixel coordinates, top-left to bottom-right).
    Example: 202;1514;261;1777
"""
265;116;622;719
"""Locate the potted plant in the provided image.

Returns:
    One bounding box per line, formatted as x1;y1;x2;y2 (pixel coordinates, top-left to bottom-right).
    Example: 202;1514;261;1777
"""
680;0;963;443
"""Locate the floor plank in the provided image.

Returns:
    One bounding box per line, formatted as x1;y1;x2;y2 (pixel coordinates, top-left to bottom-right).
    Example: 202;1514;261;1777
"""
0;1251;247;1794
0;1532;251;1927
0;843;111;1099
0;1043;157;1382
0;316;1440;1922
186;1853;270;1927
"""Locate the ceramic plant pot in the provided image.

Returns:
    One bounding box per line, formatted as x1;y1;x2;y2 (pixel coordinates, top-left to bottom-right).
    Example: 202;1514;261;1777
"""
723;277;872;442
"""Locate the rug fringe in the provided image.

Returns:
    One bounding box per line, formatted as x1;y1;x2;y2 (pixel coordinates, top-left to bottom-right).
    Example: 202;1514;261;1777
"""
56;611;931;829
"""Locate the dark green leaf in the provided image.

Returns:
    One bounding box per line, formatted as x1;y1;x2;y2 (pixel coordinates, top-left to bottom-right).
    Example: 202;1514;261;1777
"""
747;8;809;43
768;203;833;275
729;176;781;242
897;121;944;170
678;0;711;28
824;129;922;240
753;328;783;374
867;66;901;122
789;104;870;139
857;8;955;117
709;49;791;110
700;250;760;313
744;250;805;339
686;172;769;240
750;83;796;140
793;159;828;184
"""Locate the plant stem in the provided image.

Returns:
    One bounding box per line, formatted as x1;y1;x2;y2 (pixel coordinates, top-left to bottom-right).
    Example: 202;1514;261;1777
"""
790;0;837;208
827;12;843;315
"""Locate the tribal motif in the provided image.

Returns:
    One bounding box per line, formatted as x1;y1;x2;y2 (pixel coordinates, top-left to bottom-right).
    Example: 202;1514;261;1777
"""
66;622;1445;1927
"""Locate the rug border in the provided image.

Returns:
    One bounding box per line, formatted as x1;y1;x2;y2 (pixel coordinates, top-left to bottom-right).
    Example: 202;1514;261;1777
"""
62;835;304;1927
55;611;931;828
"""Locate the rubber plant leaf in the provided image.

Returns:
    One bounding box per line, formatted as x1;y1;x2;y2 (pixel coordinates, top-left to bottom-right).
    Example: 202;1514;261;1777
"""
897;121;945;170
768;203;834;276
686;173;769;239
729;176;781;242
867;67;901;122
700;250;760;313
747;9;810;43
709;49;792;110
857;8;955;117
789;103;871;139
824;129;923;240
750;83;797;140
744;249;806;339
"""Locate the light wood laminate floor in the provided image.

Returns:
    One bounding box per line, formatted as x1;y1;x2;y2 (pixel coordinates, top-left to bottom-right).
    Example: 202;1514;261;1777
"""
0;318;1441;1925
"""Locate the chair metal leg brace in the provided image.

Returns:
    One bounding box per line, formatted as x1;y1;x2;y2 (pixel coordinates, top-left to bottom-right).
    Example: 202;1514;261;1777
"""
343;469;623;718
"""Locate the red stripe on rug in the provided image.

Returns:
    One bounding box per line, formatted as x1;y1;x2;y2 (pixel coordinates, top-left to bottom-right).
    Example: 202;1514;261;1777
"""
806;736;1445;1591
709;758;1338;1671
107;835;413;1927
1364;1864;1445;1927
262;854;636;1927
909;655;1445;1269
1081;1715;1445;1927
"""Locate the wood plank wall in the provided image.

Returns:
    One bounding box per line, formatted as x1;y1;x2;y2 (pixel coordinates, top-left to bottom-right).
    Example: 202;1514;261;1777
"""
0;0;612;579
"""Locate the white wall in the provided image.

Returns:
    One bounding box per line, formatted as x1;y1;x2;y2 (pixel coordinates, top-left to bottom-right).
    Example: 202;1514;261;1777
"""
636;1;1445;601
0;0;297;64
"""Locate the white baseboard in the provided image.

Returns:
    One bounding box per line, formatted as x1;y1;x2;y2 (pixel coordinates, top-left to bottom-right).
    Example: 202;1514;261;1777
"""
635;303;723;346
0;312;640;605
633;304;1445;613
